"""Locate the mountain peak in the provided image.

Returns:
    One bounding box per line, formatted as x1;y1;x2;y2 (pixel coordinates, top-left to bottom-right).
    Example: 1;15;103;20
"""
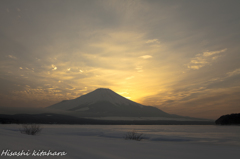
96;88;111;90
48;88;143;111
47;88;176;118
94;88;113;92
83;88;138;106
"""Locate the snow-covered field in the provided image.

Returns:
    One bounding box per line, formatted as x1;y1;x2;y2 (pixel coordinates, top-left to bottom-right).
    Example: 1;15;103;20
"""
1;125;240;159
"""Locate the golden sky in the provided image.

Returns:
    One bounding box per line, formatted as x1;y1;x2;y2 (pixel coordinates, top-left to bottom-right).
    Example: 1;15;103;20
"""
1;0;240;119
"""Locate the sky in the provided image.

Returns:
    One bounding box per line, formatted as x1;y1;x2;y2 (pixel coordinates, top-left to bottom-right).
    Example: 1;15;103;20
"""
0;0;240;119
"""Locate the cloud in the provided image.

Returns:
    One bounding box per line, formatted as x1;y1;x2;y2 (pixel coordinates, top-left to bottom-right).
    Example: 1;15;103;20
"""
51;64;57;70
203;48;227;57
146;39;160;44
188;65;202;70
187;48;227;70
227;68;240;77
140;81;240;119
125;76;135;80
1;0;240;119
8;55;17;59
139;55;152;59
135;66;143;72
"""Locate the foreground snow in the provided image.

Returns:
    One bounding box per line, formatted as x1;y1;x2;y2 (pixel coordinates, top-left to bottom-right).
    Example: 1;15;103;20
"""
0;125;239;159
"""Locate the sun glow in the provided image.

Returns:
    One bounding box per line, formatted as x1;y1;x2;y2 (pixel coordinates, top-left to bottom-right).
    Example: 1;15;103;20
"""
1;0;240;119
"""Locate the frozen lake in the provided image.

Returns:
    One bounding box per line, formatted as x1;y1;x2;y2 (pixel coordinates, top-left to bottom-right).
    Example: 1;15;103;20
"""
1;125;240;159
31;124;240;146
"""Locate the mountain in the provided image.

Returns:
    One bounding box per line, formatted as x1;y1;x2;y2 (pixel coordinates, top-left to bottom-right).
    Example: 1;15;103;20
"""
47;88;187;119
49;88;143;110
215;113;240;125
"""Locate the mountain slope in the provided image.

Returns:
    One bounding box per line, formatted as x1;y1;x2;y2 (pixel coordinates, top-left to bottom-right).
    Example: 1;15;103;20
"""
47;88;180;118
48;88;143;110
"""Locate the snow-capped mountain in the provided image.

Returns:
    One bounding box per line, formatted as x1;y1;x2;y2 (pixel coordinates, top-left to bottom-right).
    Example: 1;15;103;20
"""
49;88;143;110
47;88;177;118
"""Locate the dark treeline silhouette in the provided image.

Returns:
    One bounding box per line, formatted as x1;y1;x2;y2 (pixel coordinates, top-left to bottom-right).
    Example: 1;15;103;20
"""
0;113;214;125
215;113;240;125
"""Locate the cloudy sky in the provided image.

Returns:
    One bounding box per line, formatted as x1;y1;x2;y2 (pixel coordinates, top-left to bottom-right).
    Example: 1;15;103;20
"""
1;0;240;119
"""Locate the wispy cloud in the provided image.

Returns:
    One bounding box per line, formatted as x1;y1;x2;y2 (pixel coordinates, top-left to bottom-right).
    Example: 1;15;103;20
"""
125;76;135;80
146;39;160;44
187;48;227;70
135;66;143;72
139;55;152;59
203;48;227;57
227;68;240;77
1;0;240;119
8;55;17;59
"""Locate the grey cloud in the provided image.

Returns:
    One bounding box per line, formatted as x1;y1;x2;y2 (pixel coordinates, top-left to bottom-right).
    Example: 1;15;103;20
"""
206;75;240;90
1;0;240;119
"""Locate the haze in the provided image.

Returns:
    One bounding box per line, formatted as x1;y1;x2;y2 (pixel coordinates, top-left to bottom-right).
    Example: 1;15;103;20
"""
0;0;240;119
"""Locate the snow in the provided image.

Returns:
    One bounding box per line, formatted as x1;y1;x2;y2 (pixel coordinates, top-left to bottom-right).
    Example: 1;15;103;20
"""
48;88;143;110
45;88;208;120
1;125;239;159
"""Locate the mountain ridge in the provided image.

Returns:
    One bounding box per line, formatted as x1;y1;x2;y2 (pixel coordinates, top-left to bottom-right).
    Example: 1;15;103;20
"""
48;88;144;111
47;88;197;119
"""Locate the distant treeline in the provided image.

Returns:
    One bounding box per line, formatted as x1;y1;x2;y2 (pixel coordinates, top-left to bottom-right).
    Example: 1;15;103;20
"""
0;113;214;125
215;113;240;125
